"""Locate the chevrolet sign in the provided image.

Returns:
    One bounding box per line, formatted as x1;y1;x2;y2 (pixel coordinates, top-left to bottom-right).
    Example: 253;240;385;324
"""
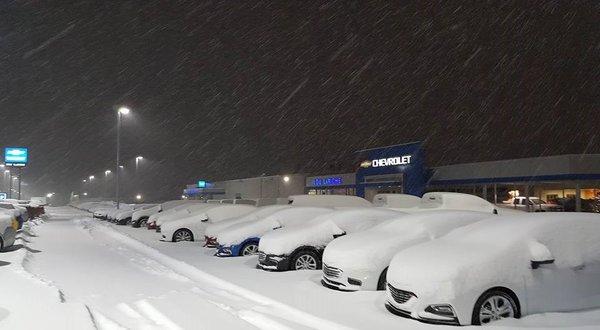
361;155;412;168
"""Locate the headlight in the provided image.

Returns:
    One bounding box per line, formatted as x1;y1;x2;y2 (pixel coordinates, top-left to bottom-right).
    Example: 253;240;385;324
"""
425;304;456;318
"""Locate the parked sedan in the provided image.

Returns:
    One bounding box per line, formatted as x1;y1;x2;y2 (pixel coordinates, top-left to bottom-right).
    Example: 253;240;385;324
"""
215;207;334;257
0;210;19;251
385;213;600;326
257;208;404;271
160;205;257;242
321;210;493;292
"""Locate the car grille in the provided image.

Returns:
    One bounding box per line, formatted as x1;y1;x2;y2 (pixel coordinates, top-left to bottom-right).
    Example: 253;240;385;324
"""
323;264;342;278
258;252;266;262
388;284;415;304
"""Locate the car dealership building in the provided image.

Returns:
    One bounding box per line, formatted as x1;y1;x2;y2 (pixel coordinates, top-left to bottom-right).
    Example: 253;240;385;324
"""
184;142;600;212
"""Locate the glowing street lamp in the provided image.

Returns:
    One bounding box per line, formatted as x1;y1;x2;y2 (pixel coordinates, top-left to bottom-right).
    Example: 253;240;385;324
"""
105;170;112;176
283;176;291;183
136;194;142;201
83;192;88;196
135;156;143;170
89;175;95;180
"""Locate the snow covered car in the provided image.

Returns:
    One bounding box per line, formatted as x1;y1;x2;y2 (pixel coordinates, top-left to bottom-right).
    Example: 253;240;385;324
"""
131;204;161;228
216;207;335;257
204;205;292;247
385;213;600;326
93;206;115;220
0;202;27;229
146;201;208;230
257;208;405;271
416;192;497;214
160;205;257;242
0;210;19;251
321;210;494;292
115;204;157;225
154;203;219;231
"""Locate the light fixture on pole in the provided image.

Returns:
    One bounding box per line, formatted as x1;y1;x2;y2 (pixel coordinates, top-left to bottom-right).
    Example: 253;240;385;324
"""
105;170;112;176
116;106;130;209
135;156;143;170
136;194;142;201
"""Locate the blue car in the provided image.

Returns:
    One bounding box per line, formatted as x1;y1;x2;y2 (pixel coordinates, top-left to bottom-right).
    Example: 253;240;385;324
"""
216;237;261;257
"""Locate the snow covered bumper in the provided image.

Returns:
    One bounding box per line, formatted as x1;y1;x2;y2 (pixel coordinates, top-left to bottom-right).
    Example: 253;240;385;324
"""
257;252;291;271
321;264;364;291
385;283;460;326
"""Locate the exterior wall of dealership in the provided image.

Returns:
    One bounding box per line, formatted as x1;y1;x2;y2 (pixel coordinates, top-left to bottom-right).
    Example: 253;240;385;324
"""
184;142;600;212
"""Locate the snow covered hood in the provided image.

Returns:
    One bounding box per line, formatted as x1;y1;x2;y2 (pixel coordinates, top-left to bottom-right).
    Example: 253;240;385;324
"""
216;206;333;246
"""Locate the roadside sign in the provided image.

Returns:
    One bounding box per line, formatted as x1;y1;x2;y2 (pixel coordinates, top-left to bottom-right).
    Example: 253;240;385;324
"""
4;147;29;167
0;192;7;200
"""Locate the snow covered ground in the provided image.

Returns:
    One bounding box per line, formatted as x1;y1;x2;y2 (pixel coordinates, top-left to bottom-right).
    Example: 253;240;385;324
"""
1;207;599;329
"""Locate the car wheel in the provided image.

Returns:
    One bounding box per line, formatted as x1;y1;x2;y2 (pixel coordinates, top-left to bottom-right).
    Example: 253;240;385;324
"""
377;267;388;291
172;229;194;242
292;250;320;271
472;289;519;325
139;218;148;227
240;242;259;256
0;236;4;251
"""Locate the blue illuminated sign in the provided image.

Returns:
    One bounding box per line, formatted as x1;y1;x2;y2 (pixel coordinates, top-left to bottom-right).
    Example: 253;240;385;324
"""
0;192;6;200
198;180;207;188
4;147;29;167
313;177;343;187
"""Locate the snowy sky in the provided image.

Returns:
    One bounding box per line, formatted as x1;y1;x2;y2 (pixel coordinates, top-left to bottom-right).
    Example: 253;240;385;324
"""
0;1;597;201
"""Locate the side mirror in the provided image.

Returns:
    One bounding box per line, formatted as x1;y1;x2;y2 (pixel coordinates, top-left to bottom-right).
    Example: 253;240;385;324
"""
201;218;208;222
529;240;555;269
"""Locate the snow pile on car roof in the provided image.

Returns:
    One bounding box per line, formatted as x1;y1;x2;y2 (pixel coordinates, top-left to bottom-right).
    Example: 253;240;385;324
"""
216;207;333;246
260;208;405;255
205;205;291;238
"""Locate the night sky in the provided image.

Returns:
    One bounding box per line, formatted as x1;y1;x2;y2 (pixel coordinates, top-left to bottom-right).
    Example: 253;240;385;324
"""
0;1;598;202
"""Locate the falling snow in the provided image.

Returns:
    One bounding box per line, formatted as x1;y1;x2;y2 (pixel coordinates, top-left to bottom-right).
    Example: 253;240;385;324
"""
0;1;597;202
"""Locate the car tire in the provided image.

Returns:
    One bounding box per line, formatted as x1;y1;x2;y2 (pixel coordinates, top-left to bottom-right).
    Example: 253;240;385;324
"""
239;242;259;256
139;218;148;228
377;267;388;291
291;249;321;271
472;289;520;325
0;236;4;251
172;229;194;242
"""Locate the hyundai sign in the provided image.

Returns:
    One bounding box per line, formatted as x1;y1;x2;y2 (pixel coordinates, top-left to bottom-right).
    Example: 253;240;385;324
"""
4;147;29;167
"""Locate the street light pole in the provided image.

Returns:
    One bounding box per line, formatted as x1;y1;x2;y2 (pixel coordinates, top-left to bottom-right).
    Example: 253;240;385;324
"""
116;111;121;209
115;107;130;209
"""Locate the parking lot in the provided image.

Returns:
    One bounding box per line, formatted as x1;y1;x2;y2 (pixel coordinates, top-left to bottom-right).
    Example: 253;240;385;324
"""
1;206;598;329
